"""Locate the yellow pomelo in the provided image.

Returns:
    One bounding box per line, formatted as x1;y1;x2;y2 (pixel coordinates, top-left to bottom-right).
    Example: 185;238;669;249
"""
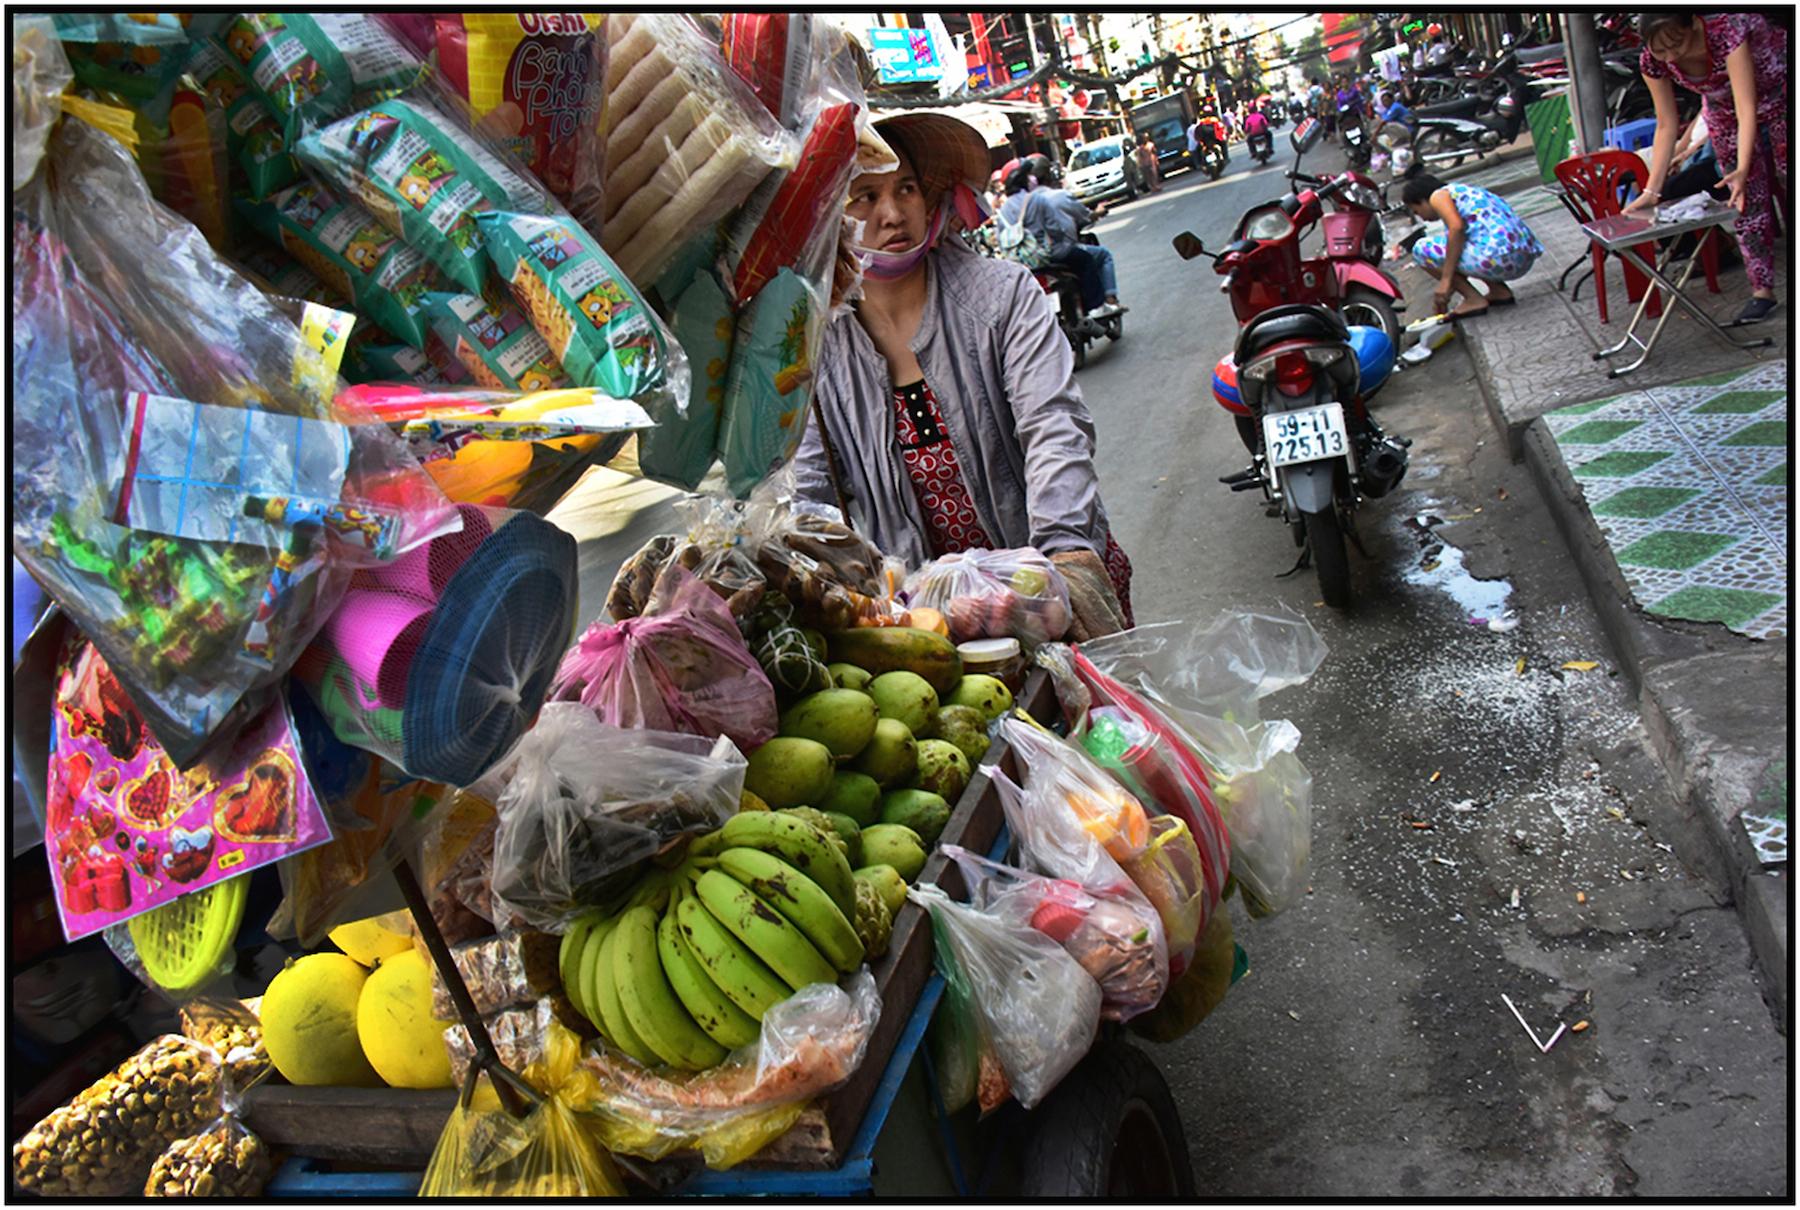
327;913;414;967
261;953;383;1087
356;949;454;1089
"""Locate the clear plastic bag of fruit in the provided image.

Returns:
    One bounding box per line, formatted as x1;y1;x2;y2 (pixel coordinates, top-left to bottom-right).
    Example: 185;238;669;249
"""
578;969;880;1170
486;704;746;932
421;1015;628;1198
142;1078;274;1199
902;547;1072;646
908;883;1099;1110
942;844;1166;1023
1051;614;1326;918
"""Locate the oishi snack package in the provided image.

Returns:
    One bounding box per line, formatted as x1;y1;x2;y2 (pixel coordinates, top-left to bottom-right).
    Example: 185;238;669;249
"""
419;288;572;392
209;14;423;144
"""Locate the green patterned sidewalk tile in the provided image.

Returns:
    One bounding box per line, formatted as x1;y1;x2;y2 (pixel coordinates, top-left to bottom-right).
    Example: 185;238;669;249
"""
1559;419;1643;444
1752;464;1789;486
1683;367;1757;387
1551;396;1620;417
1576;450;1675;477
1614;530;1739;569
1693;389;1785;414
1592;485;1701;518
1650;584;1783;630
1721;420;1787;446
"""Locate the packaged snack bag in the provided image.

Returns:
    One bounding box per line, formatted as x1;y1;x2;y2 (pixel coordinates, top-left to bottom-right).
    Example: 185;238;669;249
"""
211;14;423;144
238;178;447;350
475;208;669;402
420;289;572;392
182;40;301;201
296;97;550;295
430;14;610;232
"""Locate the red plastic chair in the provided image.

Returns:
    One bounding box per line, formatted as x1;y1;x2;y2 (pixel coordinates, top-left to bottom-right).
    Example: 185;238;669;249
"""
1555;150;1720;324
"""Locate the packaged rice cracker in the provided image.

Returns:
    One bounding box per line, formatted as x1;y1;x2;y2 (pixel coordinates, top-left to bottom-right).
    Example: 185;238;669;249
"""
431;14;609;232
474;209;667;402
420;289;572;392
297;97;550;295
237;179;445;350
183;40;301;201
234;241;352;311
212;14;423;144
347;337;473;388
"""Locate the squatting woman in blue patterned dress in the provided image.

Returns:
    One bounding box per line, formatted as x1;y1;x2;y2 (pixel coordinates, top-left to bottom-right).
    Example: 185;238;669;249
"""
1402;165;1545;319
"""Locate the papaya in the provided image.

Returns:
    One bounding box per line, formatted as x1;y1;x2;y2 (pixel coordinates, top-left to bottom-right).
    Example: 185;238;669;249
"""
824;627;963;695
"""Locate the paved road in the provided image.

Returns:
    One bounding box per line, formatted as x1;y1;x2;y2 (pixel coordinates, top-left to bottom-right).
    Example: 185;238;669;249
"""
550;141;1786;1197
1072;143;1785;1199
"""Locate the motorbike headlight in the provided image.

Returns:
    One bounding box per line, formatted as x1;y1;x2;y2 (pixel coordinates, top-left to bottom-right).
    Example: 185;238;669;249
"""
1243;208;1296;241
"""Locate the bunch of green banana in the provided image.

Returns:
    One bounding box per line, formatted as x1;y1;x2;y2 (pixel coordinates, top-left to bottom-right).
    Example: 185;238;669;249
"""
555;812;867;1072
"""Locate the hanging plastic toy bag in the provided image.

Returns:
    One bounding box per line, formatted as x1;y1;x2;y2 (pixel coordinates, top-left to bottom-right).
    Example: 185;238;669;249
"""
909;883;1100;1110
421;1013;628;1197
1058;614;1326;919
13;111;458;767
548;563;779;755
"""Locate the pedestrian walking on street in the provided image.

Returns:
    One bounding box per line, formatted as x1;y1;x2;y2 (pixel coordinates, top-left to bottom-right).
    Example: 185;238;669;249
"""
1626;10;1787;325
1402;165;1544;318
1136;133;1162;192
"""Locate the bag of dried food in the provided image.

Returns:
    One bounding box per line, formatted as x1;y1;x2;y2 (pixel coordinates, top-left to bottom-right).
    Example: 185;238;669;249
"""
11;1035;225;1197
485;703;746;932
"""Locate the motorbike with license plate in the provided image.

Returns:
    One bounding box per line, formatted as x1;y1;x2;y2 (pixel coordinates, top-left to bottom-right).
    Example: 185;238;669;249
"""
1171;121;1410;607
1034;230;1123;369
1407;43;1537;170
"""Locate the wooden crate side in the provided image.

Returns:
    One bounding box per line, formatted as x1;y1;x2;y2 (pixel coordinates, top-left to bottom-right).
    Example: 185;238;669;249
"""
241;1085;456;1167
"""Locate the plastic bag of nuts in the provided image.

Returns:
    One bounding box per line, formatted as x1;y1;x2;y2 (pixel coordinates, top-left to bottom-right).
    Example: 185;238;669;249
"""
143;1113;272;1198
11;1034;224;1197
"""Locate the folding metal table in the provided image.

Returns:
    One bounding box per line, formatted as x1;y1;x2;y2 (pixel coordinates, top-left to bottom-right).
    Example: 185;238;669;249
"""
1581;205;1773;377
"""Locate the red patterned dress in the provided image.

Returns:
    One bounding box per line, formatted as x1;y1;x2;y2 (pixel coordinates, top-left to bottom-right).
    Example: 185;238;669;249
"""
893;380;1134;625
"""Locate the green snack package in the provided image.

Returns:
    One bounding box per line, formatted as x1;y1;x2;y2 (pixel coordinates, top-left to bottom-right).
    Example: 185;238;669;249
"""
420;289;572;393
297;97;547;295
718;268;824;499
183;40;300;201
639;264;733;491
212;14;423;144
474;209;670;403
237;179;445;351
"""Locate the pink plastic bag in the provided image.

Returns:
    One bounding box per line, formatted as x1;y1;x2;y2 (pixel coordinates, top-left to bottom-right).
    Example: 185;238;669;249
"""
548;564;777;754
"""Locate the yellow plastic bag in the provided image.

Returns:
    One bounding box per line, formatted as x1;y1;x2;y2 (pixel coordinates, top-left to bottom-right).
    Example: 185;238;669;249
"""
420;1016;626;1198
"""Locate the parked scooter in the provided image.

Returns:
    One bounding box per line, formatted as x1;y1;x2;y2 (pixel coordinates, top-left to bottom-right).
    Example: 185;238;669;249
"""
1186;121;1405;344
1179;290;1410;608
1408;45;1537;169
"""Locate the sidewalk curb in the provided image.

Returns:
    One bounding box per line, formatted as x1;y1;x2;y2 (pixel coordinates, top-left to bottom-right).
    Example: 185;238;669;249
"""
1513;379;1791;1027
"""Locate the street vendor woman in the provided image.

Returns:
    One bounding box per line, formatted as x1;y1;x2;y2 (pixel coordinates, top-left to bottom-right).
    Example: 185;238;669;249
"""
793;112;1133;641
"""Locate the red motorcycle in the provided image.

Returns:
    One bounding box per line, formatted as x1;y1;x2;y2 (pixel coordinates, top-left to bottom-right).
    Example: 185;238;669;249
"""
1203;121;1405;344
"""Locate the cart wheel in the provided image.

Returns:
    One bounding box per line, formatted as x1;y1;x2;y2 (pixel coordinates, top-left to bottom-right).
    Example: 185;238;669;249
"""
1020;1039;1195;1197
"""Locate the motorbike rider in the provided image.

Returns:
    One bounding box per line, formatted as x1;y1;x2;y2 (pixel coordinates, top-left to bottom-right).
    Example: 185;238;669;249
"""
1424;24;1455;69
1189;109;1228;166
803;112;1133;639
999;156;1127;317
1243;102;1273;154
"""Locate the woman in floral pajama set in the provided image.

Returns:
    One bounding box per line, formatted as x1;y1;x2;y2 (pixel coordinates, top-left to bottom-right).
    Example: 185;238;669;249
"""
1628;11;1788;325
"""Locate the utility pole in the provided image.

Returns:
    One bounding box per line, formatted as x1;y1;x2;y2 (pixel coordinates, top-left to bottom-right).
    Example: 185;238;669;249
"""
1021;12;1064;170
1085;14;1128;142
1562;12;1609;155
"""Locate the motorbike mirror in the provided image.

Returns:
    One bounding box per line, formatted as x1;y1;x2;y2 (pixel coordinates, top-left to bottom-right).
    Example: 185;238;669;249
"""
1172;232;1210;260
1291;119;1323;155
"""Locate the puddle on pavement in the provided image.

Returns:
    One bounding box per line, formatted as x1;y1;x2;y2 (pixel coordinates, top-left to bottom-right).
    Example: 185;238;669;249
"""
1402;514;1516;630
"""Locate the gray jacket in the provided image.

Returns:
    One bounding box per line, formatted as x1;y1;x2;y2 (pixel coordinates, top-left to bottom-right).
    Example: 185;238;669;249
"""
791;234;1114;571
998;187;1088;259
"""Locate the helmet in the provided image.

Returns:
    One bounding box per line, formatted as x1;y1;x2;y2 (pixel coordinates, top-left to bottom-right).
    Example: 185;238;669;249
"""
1426;23;1443;38
1024;153;1056;185
1211;354;1249;415
1345;325;1396;398
1495;93;1521;119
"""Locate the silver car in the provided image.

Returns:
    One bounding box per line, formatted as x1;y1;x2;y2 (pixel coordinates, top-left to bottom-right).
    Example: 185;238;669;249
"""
1065;135;1142;204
